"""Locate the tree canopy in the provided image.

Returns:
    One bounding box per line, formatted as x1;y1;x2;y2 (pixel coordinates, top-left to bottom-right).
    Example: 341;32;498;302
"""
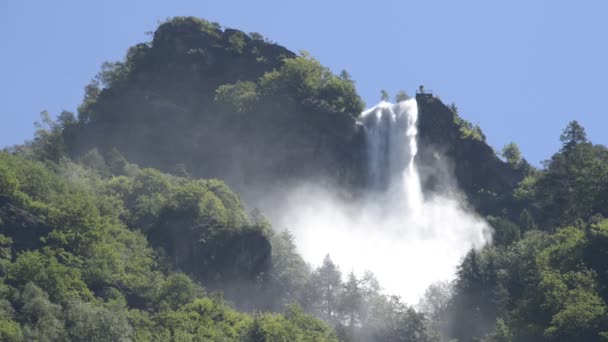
3;15;608;342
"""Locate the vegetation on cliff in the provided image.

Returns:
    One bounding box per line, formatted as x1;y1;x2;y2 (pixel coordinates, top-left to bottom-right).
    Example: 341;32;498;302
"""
61;16;365;190
423;121;608;341
0;151;342;341
2;15;608;342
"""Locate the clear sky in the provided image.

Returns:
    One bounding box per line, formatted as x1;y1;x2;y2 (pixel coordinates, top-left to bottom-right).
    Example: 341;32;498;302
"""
1;0;606;164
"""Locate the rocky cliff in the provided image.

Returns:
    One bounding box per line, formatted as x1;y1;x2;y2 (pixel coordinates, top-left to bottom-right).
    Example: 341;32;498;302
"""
65;16;521;207
416;93;523;200
67;17;366;195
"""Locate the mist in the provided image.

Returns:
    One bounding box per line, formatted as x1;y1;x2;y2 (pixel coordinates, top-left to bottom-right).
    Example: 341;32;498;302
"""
266;99;492;304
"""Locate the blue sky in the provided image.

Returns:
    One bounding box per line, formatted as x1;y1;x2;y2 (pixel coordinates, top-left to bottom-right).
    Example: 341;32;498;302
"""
1;0;606;164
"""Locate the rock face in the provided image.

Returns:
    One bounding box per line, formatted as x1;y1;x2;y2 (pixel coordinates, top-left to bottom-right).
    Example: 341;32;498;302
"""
415;93;523;200
68;17;366;194
67;17;520;206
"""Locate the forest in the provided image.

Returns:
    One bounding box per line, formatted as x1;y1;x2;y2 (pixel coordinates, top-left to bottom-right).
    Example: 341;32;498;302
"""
1;16;608;341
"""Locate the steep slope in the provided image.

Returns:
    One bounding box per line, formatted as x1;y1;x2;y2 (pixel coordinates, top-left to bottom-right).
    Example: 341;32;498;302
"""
65;17;366;194
416;93;523;208
0;152;338;340
62;16;521;206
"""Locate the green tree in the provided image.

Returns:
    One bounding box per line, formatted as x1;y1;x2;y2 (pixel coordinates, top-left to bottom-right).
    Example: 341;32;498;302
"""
20;283;67;341
449;102;459;114
487;216;521;246
0;318;23;342
105;148;130;176
77;80;101;121
249;32;264;40
226;31;247;54
502;142;522;168
0;162;19;197
30;111;67;163
215;81;258;113
339;272;362;328
80;148;109;176
560;120;587;152
259;54;364;114
339;70;352;81
0;150;338;341
534;143;608;226
418;281;452;336
449;249;498;341
155;273;203;311
304;255;343;323
268;230;310;309
9;250;93;304
66;300;132;342
519;208;538;232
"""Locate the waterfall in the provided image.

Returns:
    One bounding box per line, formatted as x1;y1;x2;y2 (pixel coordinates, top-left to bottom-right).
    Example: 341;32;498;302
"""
273;96;492;303
361;98;423;214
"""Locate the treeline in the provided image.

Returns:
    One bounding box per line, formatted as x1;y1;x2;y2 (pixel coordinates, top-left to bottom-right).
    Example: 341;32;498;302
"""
0;16;435;341
3;14;608;342
423;121;608;341
1;119;436;341
0;150;341;341
301;256;435;342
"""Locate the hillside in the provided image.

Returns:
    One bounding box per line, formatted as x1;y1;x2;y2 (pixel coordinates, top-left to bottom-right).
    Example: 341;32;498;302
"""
3;15;608;342
58;17;518;204
0;152;338;341
63;17;366;194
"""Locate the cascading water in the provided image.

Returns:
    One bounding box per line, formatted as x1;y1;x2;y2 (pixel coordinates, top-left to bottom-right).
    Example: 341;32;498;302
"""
274;97;493;303
361;98;423;214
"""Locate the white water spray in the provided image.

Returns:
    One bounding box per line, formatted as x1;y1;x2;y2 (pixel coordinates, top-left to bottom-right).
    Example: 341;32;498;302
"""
360;99;423;214
275;98;492;303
